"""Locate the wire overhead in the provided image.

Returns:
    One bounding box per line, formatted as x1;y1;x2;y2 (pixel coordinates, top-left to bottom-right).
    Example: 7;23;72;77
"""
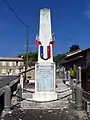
3;0;27;27
3;0;29;69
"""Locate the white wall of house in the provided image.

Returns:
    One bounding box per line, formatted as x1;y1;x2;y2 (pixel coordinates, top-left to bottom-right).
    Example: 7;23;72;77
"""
9;61;13;66
2;68;6;75
20;61;24;66
18;62;20;66
15;69;20;75
0;60;24;75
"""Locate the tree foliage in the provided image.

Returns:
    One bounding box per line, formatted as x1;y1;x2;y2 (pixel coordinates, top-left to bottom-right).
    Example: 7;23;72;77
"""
18;51;38;63
53;54;65;62
69;45;80;52
70;64;76;79
17;44;80;65
53;54;61;62
18;51;63;64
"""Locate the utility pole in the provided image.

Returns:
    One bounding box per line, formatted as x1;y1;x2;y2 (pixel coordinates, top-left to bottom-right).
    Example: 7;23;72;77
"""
3;0;29;83
24;25;29;82
26;25;29;68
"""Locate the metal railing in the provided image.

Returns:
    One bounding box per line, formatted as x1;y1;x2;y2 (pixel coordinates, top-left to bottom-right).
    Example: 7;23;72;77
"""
82;90;90;101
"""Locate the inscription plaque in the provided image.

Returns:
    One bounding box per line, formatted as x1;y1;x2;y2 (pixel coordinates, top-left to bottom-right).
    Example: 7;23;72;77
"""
36;63;54;92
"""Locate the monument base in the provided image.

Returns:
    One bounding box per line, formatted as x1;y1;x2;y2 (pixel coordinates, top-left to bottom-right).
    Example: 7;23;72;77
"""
33;92;57;101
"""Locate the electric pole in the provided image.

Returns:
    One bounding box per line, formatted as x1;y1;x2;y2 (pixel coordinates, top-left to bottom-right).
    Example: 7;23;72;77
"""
3;0;29;82
26;25;29;69
24;25;29;82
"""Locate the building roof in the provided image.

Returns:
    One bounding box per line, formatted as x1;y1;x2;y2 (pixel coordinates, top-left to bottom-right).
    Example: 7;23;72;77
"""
65;48;90;59
0;57;23;61
56;48;90;65
66;49;82;57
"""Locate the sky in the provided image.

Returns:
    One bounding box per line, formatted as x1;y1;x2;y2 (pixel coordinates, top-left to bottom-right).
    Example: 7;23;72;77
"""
0;0;90;57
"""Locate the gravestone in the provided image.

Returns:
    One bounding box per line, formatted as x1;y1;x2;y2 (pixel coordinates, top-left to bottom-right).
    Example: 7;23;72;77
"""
33;8;57;101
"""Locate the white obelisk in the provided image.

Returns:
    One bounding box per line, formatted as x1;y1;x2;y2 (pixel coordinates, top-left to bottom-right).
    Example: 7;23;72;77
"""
33;8;57;101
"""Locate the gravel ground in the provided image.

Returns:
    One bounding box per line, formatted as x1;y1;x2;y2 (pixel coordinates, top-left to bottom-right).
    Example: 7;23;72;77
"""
1;105;88;120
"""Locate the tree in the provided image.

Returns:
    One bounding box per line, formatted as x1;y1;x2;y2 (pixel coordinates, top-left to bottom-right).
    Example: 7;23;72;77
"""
17;51;38;63
70;64;76;79
69;45;80;52
53;54;65;62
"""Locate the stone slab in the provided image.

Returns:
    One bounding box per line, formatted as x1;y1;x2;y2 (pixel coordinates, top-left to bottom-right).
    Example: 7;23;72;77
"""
33;92;57;101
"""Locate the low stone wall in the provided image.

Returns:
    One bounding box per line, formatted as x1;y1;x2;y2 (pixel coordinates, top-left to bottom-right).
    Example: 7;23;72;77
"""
0;77;20;114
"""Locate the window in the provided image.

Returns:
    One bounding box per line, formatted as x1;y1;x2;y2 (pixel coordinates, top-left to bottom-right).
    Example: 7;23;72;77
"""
2;61;6;67
13;62;16;66
16;61;18;66
9;69;13;75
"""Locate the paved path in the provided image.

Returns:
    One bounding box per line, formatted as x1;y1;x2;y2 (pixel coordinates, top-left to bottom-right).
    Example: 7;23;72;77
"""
0;76;18;88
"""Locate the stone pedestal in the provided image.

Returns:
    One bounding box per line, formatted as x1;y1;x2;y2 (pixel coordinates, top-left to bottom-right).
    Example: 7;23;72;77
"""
33;62;57;101
33;92;57;101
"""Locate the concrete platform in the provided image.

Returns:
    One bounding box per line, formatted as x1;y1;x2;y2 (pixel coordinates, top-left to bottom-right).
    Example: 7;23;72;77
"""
21;98;68;109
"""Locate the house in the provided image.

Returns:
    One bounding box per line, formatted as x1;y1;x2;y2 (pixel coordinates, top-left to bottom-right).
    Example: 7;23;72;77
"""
0;57;24;76
56;48;90;89
56;48;90;70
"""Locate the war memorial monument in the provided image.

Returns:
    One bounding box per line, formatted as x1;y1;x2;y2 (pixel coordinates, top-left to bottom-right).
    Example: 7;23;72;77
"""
33;8;57;101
